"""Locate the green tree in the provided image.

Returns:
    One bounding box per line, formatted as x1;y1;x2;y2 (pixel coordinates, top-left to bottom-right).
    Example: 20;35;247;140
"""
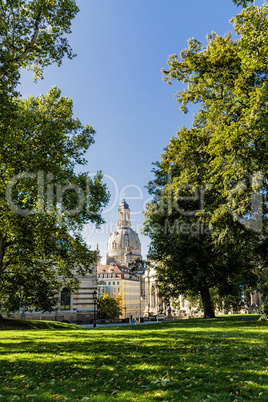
0;1;110;315
97;294;122;319
0;0;80;151
0;87;109;314
143;127;257;318
0;0;78;80
144;4;267;317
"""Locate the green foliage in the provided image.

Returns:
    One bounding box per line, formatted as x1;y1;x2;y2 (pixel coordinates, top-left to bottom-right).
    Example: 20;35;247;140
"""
233;0;255;7
0;87;109;314
0;316;267;401
144;4;268;317
0;0;80;137
0;0;79;81
0;1;110;314
97;294;122;319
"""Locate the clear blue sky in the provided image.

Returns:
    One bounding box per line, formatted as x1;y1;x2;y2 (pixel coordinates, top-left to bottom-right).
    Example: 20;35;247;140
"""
19;0;263;262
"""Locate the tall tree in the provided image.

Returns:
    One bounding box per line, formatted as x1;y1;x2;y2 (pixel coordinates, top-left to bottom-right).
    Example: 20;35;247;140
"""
0;1;110;315
144;4;267;317
143;127;257;318
0;87;109;314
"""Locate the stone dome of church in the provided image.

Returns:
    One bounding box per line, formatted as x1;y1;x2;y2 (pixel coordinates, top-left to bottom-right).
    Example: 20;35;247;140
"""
106;198;142;265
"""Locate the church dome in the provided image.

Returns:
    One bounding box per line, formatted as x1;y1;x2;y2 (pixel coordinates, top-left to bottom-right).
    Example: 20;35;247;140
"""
106;198;142;265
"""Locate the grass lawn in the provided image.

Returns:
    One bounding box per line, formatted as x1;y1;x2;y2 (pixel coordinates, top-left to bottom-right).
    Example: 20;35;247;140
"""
0;315;267;401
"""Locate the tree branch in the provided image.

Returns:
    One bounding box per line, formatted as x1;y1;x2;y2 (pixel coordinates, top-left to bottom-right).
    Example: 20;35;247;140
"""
11;8;16;54
14;12;42;63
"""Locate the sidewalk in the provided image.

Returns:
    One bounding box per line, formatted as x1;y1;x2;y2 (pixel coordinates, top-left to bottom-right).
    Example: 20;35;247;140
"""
80;320;165;328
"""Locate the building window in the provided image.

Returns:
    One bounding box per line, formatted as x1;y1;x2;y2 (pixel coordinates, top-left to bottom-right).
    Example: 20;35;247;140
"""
113;281;115;285
117;281;120;285
60;287;70;310
104;274;107;278
108;282;111;285
113;241;116;250
100;274;103;278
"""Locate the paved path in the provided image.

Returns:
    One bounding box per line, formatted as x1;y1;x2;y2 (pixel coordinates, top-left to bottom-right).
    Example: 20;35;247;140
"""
80;320;165;328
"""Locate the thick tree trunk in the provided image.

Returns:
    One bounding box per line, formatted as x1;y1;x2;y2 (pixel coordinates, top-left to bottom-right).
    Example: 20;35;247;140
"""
200;286;215;318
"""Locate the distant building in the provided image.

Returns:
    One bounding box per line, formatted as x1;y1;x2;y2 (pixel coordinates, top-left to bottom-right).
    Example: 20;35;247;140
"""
97;198;145;318
97;264;144;318
106;197;142;266
18;266;98;323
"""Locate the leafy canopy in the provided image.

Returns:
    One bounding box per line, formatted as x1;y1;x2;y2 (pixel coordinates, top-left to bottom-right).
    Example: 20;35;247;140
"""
0;0;79;80
0;87;109;313
97;294;123;319
0;1;110;314
232;0;255;6
144;4;268;317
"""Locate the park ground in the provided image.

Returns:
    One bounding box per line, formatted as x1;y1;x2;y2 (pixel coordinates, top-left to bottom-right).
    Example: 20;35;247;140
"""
0;315;267;401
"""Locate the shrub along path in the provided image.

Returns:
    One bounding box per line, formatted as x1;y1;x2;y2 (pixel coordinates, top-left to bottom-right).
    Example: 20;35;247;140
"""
0;315;267;401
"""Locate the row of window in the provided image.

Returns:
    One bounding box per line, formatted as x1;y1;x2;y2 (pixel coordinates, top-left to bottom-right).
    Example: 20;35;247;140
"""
103;281;120;286
99;273;118;279
112;241;129;249
99;287;121;293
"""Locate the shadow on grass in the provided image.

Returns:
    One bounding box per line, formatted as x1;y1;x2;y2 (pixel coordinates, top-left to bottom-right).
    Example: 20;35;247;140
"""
0;315;267;401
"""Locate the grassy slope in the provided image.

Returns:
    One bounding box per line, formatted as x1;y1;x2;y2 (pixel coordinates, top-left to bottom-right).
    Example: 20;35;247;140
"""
0;315;267;401
0;318;82;331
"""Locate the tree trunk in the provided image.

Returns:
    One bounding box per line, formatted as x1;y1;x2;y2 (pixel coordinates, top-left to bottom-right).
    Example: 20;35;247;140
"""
200;286;215;318
0;234;6;322
0;233;6;278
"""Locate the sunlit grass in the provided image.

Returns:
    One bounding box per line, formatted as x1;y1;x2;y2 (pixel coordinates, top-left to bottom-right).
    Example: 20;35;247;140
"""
0;315;267;401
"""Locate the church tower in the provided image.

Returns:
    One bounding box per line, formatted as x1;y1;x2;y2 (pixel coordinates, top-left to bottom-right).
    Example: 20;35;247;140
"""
106;197;142;266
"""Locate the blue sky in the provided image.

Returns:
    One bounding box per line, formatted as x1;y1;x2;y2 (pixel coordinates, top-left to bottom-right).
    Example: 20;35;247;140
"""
19;0;263;262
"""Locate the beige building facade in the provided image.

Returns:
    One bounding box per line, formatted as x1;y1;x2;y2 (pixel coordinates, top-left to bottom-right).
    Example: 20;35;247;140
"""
19;265;98;323
97;263;145;318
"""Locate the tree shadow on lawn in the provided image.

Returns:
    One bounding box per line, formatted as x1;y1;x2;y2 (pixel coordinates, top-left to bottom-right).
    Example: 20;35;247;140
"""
0;352;267;401
0;318;267;401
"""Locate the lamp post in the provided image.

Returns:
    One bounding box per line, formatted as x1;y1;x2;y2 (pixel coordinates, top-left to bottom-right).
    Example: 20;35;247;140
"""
93;290;97;328
124;306;127;319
